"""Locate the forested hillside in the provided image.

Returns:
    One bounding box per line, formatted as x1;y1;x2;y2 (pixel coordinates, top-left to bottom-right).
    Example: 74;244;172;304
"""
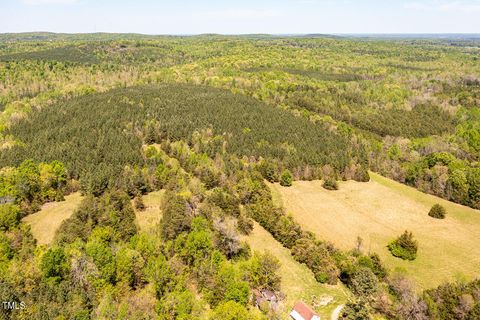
1;34;479;320
0;84;368;196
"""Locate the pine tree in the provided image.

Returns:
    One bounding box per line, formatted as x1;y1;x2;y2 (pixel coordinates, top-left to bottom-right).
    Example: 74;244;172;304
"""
280;169;293;187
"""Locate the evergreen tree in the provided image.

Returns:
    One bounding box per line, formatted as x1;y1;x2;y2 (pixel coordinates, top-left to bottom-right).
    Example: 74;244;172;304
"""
428;204;446;219
280;169;293;187
388;231;418;261
160;192;192;240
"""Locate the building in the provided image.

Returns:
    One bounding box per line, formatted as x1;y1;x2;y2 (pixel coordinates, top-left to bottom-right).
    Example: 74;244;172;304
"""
290;301;320;320
255;289;279;308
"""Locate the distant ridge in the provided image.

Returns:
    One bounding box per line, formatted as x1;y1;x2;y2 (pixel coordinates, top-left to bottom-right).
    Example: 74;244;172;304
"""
342;33;480;40
1;32;479;42
301;33;344;39
0;32;342;42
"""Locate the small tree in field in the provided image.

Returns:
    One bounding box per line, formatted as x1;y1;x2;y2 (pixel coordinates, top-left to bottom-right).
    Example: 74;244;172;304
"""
428;204;446;219
388;231;418;261
280;170;293;187
322;177;339;190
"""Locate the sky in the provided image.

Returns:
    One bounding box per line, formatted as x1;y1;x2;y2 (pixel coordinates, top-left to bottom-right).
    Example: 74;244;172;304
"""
1;0;479;34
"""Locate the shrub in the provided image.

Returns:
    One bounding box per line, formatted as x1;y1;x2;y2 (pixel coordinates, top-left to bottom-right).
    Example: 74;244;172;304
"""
157;289;196;319
388;231;418;261
350;267;379;297
115;247;145;288
291;238;339;285
257;160;278;183
428;204;446;219
0;233;13;261
340;300;371;320
247;252;281;291
206;262;250;307
280;170;293;187
354;166;371;182
369;253;388;280
211;301;250;320
323;177;339;190
86;231;117;284
40;246;69;282
0;204;21;231
207;188;240;217
236;214;254;235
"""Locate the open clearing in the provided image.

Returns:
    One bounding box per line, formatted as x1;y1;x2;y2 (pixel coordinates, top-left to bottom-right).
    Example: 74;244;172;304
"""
22;192;83;245
269;172;480;290
243;222;350;319
134;190;165;232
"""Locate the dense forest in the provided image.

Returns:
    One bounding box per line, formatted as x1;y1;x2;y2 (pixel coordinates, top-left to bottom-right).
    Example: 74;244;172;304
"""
0;34;479;319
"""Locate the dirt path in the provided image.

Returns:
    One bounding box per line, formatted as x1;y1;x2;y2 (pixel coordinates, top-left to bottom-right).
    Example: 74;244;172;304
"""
331;304;345;320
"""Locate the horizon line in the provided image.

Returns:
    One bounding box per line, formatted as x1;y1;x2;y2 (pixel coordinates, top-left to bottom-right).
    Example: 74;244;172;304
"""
1;31;480;35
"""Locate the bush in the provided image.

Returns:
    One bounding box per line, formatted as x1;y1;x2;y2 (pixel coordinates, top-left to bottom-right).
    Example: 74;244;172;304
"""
323;178;339;190
207;262;251;307
211;301;250;320
340;300;371;320
0;204;21;231
236;214;254;235
0;233;13;261
207;188;240;217
247;252;281;291
350;267;379;297
369;253;388;280
280;170;293;187
116;247;145;288
388;231;418;261
40;246;69;282
428;204;446;219
291;238;339;285
257;160;278;183
157;289;196;319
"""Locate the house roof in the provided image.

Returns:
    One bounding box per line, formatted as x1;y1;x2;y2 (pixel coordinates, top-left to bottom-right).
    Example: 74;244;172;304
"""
290;301;319;320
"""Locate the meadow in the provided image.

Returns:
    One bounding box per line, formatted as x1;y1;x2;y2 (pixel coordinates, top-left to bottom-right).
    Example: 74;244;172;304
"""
270;173;480;289
22;192;84;245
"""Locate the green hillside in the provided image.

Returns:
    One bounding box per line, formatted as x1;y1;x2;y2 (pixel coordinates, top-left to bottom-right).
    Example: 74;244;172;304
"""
1;34;480;320
0;84;365;195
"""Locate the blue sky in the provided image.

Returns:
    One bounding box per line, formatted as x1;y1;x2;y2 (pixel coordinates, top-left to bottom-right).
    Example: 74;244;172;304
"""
1;0;479;34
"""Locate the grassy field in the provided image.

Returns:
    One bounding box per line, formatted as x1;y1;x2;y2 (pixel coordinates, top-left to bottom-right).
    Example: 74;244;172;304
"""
22;190;163;245
243;222;350;319
133;190;165;232
269;173;480;290
22;192;83;245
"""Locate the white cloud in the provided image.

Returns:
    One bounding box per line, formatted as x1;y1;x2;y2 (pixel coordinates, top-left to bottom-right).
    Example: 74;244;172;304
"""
21;0;79;5
404;0;480;12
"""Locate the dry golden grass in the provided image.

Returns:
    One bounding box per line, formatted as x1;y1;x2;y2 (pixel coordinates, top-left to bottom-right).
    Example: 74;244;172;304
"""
22;192;83;245
243;222;350;319
134;190;165;232
269;173;480;290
